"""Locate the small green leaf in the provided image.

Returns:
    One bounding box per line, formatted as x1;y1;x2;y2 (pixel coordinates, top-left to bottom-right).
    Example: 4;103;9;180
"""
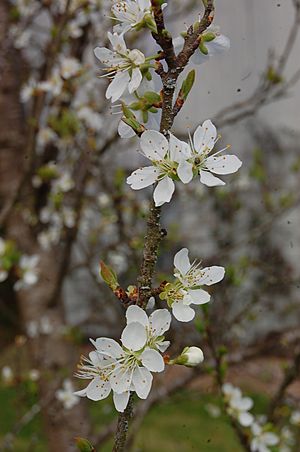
181;69;196;100
100;261;119;291
75;437;95;452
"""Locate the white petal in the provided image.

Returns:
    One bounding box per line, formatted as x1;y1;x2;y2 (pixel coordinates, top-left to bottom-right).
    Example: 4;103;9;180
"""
174;248;191;275
205;155;242;175
126;305;149;326
188;288;210;305
196;266;225;286
86;377;111;401
262;433;279;446
140;130;169;160
113;391;130;413
193;120;217;154
121;322;147;351
126;166;159;189
207;34;230;55
74;388;87;397
108;32;127;54
106;71;130;103
110;367;132;394
149;309;171;335
238;412;254;427
141;349;165;372
177;160;193;184
118;120;135;138
172;301;195;322
173;36;184;55
236;397;253;411
90;337;123;359
200;170;225;187
153;177;175;206
128;68;142;93
93;47;115;63
132;366;153;399
157;341;170;352
169;133;191;162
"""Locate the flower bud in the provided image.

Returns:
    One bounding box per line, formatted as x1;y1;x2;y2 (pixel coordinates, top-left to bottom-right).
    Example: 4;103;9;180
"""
171;346;204;367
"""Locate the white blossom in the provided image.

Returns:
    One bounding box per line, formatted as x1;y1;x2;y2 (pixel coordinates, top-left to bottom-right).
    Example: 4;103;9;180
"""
38;68;63;97
94;32;146;102
14;255;39;291
175;346;204;367
168;248;225;322
127;130;192;206
290;410;300;426
250;422;279;452
111;0;156;34
75;306;171;412
1;366;13;383
77;106;103;131
60;57;81;79
188;119;242;187
222;383;254;427
174;26;230;65
56;379;80;410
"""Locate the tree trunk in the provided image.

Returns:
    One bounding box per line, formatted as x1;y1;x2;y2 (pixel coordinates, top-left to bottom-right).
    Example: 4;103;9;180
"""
0;2;91;450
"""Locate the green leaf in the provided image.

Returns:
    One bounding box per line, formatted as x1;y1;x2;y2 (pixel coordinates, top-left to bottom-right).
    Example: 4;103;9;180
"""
75;437;95;452
143;91;161;104
181;69;196;101
99;261;119;291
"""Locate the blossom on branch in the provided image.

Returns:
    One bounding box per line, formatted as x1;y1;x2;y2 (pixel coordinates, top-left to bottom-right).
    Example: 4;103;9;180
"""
127;130;192;206
188;119;242;187
250;422;279;452
160;248;225;322
174;26;230;65
222;383;254;427
75;306;171;412
112;0;159;34
94;32;147;102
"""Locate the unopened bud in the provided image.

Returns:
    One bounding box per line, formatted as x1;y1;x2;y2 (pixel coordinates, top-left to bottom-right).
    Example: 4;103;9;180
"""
170;346;204;367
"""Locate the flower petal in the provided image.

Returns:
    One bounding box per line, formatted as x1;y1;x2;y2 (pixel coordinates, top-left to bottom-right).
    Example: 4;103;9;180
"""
110;366;132;394
238;412;254;427
121;322;147;351
200;170;225;187
149;308;171;335
196;266;225;286
106;71;130;103
118;120;135;138
90;337;123;359
157;340;170;352
93;47;115;64
188;288;210;305
140;130;168;160
128;68;142;93
141;349;165;372
113;391;130;413
126;166;159;189
207;34;230;55
174;248;191;275
193;120;217;155
126;305;149;327
86;377;111;401
132;366;153;399
177;160;193;184
153;177;175;206
205;155;242;175
169;133;191;162
172;301;195;322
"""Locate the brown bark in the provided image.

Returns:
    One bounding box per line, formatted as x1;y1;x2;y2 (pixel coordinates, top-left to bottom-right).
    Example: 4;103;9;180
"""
0;2;91;450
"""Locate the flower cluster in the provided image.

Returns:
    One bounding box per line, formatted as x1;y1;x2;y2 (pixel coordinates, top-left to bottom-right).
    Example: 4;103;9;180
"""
160;248;225;322
127;120;242;206
0;237;39;290
222;383;254;427
75;306;171;412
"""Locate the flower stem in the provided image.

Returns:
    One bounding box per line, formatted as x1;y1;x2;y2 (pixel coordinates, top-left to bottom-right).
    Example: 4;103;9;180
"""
112;394;134;452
